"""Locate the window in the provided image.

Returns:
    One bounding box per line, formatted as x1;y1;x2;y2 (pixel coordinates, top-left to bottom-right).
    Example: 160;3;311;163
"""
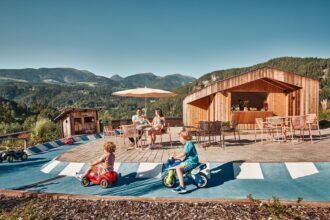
84;117;94;123
231;92;268;111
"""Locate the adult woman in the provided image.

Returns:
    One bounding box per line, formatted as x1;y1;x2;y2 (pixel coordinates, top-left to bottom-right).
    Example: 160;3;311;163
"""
148;108;165;147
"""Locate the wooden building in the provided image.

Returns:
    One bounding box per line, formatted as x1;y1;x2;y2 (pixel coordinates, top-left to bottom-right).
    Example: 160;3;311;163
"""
183;67;319;129
55;108;100;138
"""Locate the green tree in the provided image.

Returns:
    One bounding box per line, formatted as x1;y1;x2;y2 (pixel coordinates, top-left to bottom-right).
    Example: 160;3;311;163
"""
30;118;60;144
100;110;112;125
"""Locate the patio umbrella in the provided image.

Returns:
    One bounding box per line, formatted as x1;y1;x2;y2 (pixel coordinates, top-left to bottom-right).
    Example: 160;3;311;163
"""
112;87;177;114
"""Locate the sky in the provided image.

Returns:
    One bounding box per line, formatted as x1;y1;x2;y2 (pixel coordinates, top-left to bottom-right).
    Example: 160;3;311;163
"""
0;0;329;78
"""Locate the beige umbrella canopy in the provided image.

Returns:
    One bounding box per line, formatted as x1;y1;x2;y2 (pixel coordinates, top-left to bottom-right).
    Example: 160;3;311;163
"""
112;87;177;98
112;87;177;114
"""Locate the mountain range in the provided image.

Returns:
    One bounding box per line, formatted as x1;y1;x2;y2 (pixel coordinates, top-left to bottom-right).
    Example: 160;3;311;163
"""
0;57;329;120
0;68;195;91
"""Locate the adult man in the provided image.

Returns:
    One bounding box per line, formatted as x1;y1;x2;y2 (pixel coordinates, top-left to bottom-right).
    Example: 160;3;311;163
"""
129;107;149;145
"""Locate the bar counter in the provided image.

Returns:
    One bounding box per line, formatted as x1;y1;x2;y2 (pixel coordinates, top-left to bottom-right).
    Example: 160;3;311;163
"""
232;111;274;124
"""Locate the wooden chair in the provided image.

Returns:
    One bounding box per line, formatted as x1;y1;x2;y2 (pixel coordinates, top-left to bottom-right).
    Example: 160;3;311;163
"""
155;123;172;147
266;116;286;142
306;113;322;142
197;121;210;147
289;115;309;142
103;125;117;139
222;117;240;146
208;121;223;148
254;118;272;143
120;125;139;149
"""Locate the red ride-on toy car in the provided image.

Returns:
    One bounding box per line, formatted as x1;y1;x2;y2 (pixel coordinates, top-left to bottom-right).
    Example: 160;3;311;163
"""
63;138;74;145
81;169;118;189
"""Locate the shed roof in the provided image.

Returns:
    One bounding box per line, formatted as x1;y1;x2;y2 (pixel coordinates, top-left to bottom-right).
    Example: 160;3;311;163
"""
54;107;102;121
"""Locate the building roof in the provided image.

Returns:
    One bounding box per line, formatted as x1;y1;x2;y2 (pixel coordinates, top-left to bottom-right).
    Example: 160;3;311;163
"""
54;107;102;121
184;66;319;104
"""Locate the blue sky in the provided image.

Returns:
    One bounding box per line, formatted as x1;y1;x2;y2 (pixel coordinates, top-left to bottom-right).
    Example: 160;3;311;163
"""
0;0;329;78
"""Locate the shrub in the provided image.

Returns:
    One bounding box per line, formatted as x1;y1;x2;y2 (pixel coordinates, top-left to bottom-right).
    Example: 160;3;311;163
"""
247;194;304;219
22;115;37;131
30;118;60;144
0;122;23;134
100;110;112;125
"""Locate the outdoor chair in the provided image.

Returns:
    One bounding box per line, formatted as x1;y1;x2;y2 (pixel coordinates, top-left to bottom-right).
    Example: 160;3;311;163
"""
208;121;223;148
289;115;309;143
155;122;172;147
120;124;141;149
306;113;322;142
103;125;117;139
222;116;240;146
254;118;272;143
197;121;210;148
266;116;286;142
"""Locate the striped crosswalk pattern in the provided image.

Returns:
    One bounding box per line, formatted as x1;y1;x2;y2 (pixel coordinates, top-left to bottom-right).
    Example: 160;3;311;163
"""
40;161;324;181
41;160;61;173
114;162;121;172
285;162;319;179
26;134;102;155
73;136;83;142
234;162;264;179
59;162;85;176
35;144;50;152
87;135;96;140
49;141;60;148
135;163;163;178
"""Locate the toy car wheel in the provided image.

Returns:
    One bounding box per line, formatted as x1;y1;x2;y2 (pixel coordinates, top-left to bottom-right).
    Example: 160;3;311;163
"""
196;173;208;188
7;155;14;163
21;153;28;161
81;177;90;187
100;178;109;189
162;171;176;188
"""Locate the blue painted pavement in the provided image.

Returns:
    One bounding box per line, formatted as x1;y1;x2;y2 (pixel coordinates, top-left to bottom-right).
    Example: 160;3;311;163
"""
1;139;330;202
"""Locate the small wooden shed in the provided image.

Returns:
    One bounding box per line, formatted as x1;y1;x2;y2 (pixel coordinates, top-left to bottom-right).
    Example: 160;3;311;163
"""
55;108;100;138
183;67;319;129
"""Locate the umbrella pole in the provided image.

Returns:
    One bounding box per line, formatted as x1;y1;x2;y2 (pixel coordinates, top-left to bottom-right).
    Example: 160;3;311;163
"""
144;97;147;116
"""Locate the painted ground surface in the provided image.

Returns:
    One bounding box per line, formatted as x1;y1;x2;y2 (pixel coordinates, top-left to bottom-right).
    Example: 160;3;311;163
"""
1;139;330;202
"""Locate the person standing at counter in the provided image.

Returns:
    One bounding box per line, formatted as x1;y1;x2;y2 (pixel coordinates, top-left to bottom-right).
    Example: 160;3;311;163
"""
238;99;244;111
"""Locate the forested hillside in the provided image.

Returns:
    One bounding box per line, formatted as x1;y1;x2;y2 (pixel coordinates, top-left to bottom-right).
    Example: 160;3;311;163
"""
0;57;329;123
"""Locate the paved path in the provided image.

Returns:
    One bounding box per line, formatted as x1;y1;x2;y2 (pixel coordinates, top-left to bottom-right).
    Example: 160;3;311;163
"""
1;139;330;202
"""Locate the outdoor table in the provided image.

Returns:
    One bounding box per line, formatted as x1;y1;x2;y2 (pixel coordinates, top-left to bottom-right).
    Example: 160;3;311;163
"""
265;116;293;142
137;125;152;147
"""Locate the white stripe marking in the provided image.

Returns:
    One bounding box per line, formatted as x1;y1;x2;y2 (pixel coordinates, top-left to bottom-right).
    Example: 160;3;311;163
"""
87;135;96;140
73;136;82;142
49;141;59;148
35;144;49;152
41;160;61;173
24;149;34;155
136;163;162;178
114;162;121;172
59;162;85;176
285;162;319;179
233;162;264;179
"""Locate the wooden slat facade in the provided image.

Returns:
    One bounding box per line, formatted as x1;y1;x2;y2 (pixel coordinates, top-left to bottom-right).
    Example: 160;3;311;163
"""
183;67;319;129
